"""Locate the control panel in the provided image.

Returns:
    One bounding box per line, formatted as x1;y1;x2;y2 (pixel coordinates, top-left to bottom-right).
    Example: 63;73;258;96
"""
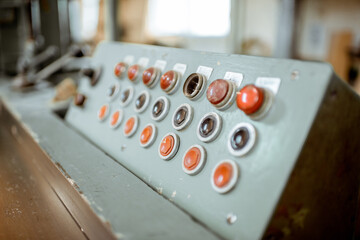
66;42;360;239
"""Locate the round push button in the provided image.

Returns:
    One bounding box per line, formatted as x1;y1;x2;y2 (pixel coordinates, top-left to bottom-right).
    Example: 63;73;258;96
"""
128;64;140;82
228;123;256;157
160;70;180;94
98;104;110;121
74;93;86;107
120;86;134;107
211;159;239;194
236;85;264;115
172;103;193;131
139;124;157;148
143;67;160;88
206;79;236;110
151;96;170;121
107;83;120;101
182;145;206;175
236;84;273;119
183;73;207;100
158;132;179;160
114;62;127;78
134;91;150;113
197;112;222;142
123;115;139;137
109;109;124;129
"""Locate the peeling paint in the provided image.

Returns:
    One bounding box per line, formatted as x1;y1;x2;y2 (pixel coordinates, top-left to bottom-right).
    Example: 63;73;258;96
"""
156;187;163;194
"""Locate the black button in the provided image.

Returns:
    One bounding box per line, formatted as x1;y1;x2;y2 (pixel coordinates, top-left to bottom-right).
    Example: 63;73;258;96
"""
199;115;216;137
173;107;188;127
121;89;130;103
82;68;94;78
107;85;116;97
230;127;249;151
152;99;164;117
136;93;146;109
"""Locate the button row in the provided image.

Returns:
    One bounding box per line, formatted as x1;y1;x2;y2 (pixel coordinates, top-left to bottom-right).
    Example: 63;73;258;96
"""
96;103;244;194
113;62;273;118
97;102;257;156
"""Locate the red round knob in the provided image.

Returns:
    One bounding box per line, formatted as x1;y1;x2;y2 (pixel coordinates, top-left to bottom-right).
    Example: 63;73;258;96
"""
114;62;127;78
160;70;177;91
127;64;140;81
206;79;230;105
143;67;156;86
236;84;264;115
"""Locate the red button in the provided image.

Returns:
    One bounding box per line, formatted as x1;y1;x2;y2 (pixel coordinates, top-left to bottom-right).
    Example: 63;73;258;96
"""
143;67;156;86
128;64;140;81
114;62;127;78
206;79;229;105
160;70;177;91
213;162;233;188
236;84;264;115
183;147;201;171
160;135;174;157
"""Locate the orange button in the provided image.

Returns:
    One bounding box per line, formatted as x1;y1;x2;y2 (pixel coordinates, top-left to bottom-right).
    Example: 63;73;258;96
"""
160;135;174;157
140;125;153;145
124;117;135;135
213;162;233;188
110;111;120;126
143;67;156;85
236;84;264;115
98;104;108;120
128;64;140;81
183;147;201;171
114;62;126;77
160;70;176;91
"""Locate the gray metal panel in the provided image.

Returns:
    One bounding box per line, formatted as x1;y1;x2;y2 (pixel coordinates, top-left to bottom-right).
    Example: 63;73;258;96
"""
0;83;219;240
66;42;333;239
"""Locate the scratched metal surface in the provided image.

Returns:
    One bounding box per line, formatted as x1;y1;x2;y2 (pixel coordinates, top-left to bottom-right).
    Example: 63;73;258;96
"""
0;82;220;240
65;42;333;239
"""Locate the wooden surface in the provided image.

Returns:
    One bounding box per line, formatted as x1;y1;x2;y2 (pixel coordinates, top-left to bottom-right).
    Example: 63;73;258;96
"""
0;102;115;240
327;31;353;81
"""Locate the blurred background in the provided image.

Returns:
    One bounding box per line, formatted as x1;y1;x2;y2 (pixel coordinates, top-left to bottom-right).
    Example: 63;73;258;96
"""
1;0;360;93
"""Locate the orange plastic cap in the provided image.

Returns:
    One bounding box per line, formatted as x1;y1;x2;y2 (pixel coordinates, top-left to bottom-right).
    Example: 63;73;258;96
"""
110;111;120;126
183;147;201;171
124;117;135;135
140;125;153;144
213;162;233;188
159;135;174;156
98;105;108;120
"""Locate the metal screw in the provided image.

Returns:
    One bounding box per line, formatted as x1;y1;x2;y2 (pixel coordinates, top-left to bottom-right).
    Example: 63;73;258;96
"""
226;213;237;225
291;70;300;80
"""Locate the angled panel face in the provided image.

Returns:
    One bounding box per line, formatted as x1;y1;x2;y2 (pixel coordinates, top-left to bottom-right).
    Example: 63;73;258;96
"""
66;42;333;239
